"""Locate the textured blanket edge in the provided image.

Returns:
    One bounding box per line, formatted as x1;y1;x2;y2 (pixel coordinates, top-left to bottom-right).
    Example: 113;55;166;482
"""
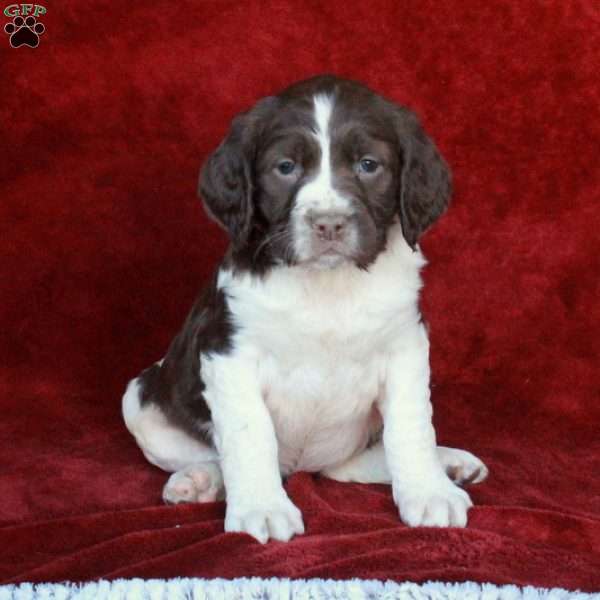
0;577;598;600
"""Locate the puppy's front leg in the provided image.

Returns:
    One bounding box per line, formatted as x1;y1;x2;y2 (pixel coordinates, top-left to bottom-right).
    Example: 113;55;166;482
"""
203;353;304;544
379;323;472;527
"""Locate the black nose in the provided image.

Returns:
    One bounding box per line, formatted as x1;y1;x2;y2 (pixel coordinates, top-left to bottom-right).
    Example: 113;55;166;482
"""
309;212;350;241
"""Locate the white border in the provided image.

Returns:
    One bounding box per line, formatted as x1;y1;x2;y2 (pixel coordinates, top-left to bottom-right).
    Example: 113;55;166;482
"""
0;577;598;599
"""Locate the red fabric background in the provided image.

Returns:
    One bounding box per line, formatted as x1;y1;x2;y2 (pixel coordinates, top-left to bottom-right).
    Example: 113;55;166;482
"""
1;0;599;590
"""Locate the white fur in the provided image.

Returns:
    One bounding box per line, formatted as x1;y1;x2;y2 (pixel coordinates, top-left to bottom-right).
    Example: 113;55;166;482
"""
122;375;217;472
123;223;480;541
323;443;488;486
199;222;475;540
212;223;424;475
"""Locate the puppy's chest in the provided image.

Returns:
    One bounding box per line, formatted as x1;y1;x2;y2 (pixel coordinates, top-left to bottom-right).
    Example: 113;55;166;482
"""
228;272;401;472
261;336;382;473
260;320;383;473
236;273;394;382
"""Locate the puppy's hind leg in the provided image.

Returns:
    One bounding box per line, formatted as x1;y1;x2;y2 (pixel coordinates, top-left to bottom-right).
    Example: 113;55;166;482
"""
122;376;223;504
321;441;488;486
321;441;391;484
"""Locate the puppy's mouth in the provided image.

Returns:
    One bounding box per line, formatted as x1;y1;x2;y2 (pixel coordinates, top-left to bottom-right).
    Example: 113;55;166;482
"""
301;241;355;268
290;217;363;269
317;241;348;256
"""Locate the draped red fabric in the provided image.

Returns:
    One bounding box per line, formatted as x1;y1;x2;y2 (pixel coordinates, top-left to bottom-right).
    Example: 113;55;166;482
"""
1;0;599;590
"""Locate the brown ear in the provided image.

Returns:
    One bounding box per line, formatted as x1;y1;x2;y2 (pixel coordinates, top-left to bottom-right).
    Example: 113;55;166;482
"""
198;97;276;249
394;107;452;249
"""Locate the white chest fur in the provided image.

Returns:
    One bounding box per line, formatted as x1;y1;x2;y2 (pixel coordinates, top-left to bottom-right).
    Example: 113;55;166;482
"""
206;226;426;474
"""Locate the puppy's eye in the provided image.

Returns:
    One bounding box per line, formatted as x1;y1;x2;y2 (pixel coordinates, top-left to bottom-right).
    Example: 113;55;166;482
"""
276;160;296;176
358;158;380;174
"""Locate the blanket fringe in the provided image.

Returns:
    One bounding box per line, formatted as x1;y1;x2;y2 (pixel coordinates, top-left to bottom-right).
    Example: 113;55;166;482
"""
0;577;598;600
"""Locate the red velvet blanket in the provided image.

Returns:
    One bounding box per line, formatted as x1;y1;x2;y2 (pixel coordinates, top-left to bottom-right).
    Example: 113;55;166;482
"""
2;0;599;591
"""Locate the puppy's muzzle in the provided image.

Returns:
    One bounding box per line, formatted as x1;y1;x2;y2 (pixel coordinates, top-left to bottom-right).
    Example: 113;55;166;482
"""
306;210;352;243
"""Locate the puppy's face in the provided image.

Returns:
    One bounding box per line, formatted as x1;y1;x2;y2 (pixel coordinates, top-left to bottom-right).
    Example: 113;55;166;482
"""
256;92;399;270
199;75;451;272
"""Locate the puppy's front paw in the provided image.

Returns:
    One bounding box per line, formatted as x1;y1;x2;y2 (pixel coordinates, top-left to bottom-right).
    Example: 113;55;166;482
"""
225;492;305;544
394;477;473;528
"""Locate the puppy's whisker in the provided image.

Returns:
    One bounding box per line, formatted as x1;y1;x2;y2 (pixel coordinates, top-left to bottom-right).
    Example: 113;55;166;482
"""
283;239;296;264
253;229;291;262
252;232;283;262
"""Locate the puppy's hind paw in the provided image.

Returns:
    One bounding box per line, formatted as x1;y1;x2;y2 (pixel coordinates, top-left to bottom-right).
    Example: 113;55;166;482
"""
438;446;489;487
162;462;224;504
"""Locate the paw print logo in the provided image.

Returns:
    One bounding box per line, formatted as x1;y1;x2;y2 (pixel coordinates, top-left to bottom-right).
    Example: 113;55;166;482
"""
4;15;45;48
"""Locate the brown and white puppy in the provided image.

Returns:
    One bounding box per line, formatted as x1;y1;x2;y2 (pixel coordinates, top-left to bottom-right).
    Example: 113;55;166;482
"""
122;75;488;544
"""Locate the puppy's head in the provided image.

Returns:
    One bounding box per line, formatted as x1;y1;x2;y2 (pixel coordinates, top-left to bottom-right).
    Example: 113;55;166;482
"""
199;75;451;271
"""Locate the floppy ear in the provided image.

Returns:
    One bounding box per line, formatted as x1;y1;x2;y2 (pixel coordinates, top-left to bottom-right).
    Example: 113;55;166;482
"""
198;115;255;249
198;97;276;249
394;108;452;249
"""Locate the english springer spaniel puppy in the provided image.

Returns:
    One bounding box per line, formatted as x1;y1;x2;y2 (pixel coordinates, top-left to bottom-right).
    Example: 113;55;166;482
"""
122;75;488;544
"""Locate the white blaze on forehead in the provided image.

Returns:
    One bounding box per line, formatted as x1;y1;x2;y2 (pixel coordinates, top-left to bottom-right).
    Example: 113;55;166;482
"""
293;93;350;214
312;94;334;187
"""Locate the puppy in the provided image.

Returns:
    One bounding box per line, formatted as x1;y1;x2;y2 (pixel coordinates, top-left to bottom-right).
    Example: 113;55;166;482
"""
122;75;488;544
